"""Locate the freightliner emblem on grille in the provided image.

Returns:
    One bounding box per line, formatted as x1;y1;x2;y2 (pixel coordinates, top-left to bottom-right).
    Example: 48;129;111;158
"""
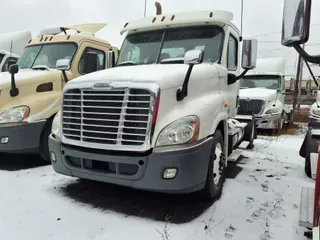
94;83;110;88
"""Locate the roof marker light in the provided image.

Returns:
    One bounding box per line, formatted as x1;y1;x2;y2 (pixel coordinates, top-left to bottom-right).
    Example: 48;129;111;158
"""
40;37;43;42
124;22;129;28
28;39;32;44
49;36;53;41
67;35;70;40
44;37;48;41
152;17;156;23
171;15;175;21
161;16;165;22
210;12;213;17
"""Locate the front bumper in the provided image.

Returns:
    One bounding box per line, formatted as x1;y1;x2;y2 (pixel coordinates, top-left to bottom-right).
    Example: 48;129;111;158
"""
0;120;47;154
49;135;213;194
236;114;283;129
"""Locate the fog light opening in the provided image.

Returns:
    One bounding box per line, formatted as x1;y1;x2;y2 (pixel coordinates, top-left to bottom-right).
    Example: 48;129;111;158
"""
163;168;177;179
0;137;9;144
138;160;144;166
51;152;57;162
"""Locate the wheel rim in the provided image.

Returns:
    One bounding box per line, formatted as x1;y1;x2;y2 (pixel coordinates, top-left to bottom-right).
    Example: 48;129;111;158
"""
213;143;223;185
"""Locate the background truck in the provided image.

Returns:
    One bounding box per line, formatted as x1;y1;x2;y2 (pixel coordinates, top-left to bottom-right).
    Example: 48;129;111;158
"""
281;0;320;238
49;2;258;200
0;23;118;162
237;57;290;130
0;30;31;72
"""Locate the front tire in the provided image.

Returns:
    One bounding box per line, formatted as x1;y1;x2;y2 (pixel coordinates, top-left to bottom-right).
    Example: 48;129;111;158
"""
201;130;225;200
39;118;53;163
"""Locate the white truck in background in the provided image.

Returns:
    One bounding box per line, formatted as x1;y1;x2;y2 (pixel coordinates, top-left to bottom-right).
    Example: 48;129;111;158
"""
0;30;32;72
48;3;259;200
237;57;290;130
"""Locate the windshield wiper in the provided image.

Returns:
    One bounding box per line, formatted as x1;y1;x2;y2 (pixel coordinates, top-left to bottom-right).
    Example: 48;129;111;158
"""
32;65;50;71
160;58;184;64
117;61;137;67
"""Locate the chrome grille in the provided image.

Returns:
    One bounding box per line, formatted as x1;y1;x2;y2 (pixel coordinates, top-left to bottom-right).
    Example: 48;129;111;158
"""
238;99;265;115
62;88;152;147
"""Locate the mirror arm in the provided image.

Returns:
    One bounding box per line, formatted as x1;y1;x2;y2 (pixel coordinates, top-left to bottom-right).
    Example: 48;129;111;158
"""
294;45;320;64
61;70;68;83
235;69;249;81
10;73;19;97
176;64;194;101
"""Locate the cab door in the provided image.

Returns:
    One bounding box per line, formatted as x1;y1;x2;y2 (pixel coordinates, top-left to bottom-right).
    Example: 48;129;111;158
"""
225;28;240;118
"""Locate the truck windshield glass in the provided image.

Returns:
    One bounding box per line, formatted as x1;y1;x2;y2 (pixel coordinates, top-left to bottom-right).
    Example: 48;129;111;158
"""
117;26;223;66
240;75;281;90
17;43;77;69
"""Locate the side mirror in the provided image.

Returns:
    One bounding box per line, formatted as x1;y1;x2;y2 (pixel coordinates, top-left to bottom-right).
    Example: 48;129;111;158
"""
107;50;115;68
56;59;70;71
9;64;19;74
241;39;258;70
83;52;98;74
7;59;16;69
184;50;204;65
281;0;311;47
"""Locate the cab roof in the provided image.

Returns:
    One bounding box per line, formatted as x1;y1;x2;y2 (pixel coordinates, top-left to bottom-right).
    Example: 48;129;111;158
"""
27;23;112;47
120;10;238;35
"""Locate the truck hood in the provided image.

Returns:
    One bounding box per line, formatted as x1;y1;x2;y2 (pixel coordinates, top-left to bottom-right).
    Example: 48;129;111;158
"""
239;88;277;101
0;68;61;90
67;64;218;90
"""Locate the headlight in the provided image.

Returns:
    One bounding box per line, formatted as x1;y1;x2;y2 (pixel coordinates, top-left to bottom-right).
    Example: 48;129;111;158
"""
265;108;281;115
156;116;200;147
312;109;320;116
0;106;30;123
51;110;61;137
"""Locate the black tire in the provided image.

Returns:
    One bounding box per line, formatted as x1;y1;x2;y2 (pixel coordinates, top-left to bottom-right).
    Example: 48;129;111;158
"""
39;118;53;163
305;152;312;178
243;118;255;149
201;130;225;200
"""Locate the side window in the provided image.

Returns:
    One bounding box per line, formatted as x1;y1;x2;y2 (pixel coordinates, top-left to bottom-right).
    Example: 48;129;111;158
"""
2;57;18;72
78;47;106;74
227;34;238;70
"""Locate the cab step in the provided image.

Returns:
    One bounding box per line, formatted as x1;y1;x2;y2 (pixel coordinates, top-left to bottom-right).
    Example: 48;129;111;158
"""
227;141;250;162
299;186;314;229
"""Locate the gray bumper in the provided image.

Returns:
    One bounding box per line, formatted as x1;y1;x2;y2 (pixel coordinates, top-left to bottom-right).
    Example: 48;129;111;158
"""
255;114;282;129
0;120;46;154
49;135;213;194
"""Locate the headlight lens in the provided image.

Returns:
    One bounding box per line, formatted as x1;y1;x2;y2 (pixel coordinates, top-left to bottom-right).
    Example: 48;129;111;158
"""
156;116;200;147
51;110;61;137
265;108;281;115
0;106;30;123
312;109;320;116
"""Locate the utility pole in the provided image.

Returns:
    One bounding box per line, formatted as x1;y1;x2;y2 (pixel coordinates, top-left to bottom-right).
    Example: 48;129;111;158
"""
293;44;305;118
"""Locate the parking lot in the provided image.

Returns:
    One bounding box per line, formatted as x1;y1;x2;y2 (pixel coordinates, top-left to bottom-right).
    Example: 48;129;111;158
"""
0;126;313;240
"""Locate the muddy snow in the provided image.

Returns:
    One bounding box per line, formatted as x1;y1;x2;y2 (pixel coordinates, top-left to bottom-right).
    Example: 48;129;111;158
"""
0;132;314;240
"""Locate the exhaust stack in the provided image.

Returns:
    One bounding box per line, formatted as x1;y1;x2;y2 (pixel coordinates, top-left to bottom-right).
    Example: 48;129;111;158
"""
155;2;162;15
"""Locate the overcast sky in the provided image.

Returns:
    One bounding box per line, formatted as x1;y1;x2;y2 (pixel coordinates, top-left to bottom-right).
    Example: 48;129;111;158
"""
1;0;320;78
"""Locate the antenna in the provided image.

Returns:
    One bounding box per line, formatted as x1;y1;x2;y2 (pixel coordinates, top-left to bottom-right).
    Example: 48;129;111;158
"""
9;40;12;58
240;0;244;42
144;0;147;17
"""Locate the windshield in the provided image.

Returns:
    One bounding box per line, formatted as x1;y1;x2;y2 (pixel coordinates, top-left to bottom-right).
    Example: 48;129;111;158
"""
117;26;224;66
17;43;77;69
240;75;281;90
0;53;4;64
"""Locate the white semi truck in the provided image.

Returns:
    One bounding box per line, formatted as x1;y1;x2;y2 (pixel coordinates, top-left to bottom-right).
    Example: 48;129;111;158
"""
48;3;259;200
237;57;290;130
0;30;31;72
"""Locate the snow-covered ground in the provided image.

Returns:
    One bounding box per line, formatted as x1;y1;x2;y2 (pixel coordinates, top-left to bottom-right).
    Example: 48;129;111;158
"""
0;131;315;240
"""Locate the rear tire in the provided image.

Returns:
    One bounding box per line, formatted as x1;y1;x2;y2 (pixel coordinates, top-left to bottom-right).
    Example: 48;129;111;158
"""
201;130;225;200
39;118;53;163
243;118;255;149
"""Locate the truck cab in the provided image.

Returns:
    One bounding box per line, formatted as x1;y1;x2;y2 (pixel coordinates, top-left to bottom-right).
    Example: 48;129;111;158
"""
49;5;258;200
0;23;118;161
237;57;290;130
